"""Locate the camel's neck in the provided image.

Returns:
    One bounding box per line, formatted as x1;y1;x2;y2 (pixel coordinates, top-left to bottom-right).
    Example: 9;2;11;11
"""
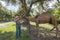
23;15;36;22
27;17;36;22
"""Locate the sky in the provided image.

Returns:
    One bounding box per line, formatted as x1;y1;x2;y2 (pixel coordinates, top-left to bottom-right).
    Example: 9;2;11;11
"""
0;0;19;12
0;0;57;12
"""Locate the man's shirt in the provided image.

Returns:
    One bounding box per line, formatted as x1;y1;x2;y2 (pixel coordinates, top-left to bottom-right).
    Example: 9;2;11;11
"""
14;16;20;24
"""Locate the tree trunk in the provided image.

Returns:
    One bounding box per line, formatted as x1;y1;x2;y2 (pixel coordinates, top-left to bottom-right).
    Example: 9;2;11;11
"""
22;0;27;15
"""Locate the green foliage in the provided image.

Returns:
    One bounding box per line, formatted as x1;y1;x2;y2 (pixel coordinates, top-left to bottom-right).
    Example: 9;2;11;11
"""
0;3;12;21
53;8;60;22
47;8;60;23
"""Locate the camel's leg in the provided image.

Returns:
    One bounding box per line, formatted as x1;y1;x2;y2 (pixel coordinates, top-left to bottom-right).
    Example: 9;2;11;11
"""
27;23;31;33
54;20;59;37
50;17;55;31
26;22;31;34
50;25;59;37
55;25;59;37
36;23;39;39
50;16;59;37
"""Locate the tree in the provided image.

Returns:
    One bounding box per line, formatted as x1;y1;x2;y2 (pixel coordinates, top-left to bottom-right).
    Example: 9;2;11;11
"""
0;3;12;21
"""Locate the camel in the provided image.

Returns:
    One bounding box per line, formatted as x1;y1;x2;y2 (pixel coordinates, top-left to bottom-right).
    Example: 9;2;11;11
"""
22;12;59;37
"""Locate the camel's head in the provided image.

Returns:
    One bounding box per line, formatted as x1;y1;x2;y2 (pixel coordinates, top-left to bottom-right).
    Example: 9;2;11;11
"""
21;19;29;27
20;14;29;27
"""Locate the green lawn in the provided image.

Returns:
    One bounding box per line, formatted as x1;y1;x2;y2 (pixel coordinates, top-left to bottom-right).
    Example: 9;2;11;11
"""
0;22;60;40
0;22;32;40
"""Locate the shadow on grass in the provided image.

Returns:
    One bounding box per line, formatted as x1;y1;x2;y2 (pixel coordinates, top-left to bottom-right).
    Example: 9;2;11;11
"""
0;30;32;40
28;25;60;40
0;31;15;40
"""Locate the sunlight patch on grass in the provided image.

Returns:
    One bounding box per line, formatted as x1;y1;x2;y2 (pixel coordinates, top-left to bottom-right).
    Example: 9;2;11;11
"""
30;21;36;25
39;24;53;29
0;22;16;32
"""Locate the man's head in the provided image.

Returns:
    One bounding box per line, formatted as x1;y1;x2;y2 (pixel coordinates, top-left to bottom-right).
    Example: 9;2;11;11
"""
15;14;21;18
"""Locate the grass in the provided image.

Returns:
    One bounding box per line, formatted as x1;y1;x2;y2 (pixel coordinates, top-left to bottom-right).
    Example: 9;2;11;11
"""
0;22;60;40
0;22;32;40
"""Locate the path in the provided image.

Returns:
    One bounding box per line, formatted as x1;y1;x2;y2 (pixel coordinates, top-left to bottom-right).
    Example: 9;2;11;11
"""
0;22;11;27
0;22;27;30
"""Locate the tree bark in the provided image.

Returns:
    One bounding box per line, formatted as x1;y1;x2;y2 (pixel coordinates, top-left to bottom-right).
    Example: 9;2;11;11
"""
22;0;27;15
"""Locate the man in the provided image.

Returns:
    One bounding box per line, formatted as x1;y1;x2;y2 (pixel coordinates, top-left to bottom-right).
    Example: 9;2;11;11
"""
14;14;21;39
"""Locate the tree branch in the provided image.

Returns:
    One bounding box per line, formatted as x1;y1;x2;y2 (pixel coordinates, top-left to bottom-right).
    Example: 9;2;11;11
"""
27;0;46;16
